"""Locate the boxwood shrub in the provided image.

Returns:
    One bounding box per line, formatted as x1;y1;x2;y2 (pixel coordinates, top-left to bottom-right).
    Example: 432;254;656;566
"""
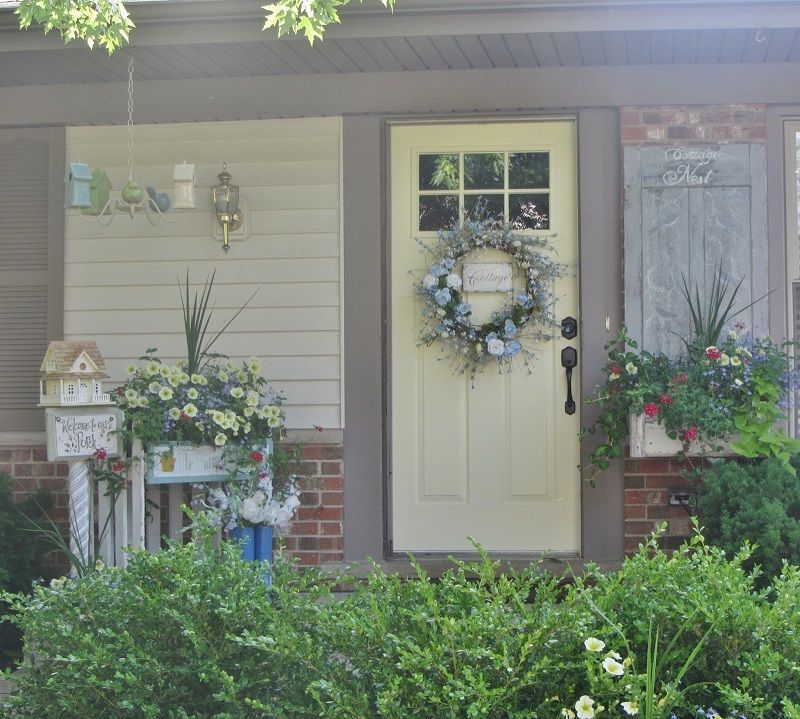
3;525;800;719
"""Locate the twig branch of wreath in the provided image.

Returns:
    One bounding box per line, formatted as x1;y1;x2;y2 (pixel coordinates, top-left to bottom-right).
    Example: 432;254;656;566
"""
413;217;569;382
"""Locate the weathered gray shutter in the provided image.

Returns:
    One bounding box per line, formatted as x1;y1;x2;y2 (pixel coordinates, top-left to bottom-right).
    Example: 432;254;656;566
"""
624;143;768;357
0;129;64;431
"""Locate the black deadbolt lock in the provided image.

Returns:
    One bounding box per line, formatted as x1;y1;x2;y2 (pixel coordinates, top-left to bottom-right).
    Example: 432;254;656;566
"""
561;316;578;340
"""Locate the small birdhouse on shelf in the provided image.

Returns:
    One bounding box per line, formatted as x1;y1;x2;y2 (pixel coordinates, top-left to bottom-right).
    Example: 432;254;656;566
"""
81;169;112;217
39;341;112;407
64;162;92;208
173;162;196;209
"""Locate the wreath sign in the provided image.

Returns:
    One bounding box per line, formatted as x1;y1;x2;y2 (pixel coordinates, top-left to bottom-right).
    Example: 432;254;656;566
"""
414;219;567;379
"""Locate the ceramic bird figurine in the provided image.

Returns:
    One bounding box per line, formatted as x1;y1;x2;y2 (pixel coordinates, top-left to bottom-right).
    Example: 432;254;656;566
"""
146;185;171;213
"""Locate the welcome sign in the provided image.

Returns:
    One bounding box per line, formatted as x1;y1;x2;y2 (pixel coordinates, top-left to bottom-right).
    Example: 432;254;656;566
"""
46;407;123;461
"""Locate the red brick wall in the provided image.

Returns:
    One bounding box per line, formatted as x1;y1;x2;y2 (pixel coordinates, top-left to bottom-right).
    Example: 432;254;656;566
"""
620;104;766;145
2;443;344;568
623;458;703;554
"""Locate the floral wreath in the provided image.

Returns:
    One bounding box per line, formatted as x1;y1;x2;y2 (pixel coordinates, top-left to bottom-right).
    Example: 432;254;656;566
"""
414;217;567;377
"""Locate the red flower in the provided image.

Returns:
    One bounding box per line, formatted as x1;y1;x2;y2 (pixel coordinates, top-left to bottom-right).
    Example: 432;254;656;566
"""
93;448;107;460
609;385;621;394
112;460;126;473
705;346;721;360
250;450;264;463
180;412;189;421
672;373;688;384
683;426;698;442
659;394;673;405
115;387;124;396
644;402;660;418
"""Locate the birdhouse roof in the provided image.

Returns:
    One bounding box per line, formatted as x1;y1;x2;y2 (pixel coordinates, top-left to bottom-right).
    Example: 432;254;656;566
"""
67;161;92;181
40;341;109;379
173;163;195;181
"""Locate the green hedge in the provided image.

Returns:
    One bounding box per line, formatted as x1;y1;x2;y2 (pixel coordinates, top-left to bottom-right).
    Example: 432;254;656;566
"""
3;525;800;719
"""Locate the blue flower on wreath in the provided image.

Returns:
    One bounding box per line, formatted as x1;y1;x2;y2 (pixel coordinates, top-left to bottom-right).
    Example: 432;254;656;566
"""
434;288;452;306
504;340;522;357
431;263;448;277
516;292;533;308
455;302;471;316
504;319;517;338
486;331;498;341
444;257;456;270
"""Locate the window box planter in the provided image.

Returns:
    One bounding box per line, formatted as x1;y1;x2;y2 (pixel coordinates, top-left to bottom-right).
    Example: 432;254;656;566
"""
628;414;733;458
146;440;273;485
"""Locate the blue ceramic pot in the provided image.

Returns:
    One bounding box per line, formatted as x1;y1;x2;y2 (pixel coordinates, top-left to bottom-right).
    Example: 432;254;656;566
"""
230;526;255;562
254;524;273;562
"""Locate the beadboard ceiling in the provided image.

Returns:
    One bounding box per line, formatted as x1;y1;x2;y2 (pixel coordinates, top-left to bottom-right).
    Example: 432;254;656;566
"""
1;0;800;86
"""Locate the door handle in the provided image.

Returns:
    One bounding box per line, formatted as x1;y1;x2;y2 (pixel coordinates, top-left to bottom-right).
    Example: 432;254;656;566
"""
560;346;578;416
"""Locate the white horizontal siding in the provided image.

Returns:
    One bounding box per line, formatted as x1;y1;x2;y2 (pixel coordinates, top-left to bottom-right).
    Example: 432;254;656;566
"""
64;118;343;429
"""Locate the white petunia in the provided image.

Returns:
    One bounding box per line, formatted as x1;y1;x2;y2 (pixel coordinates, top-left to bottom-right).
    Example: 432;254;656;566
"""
575;696;595;719
601;656;625;676
620;702;639;716
214;432;227;446
584;637;605;653
158;386;174;401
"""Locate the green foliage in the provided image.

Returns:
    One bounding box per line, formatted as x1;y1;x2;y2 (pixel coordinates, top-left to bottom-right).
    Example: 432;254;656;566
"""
695;457;800;581
179;270;255;377
0;473;54;669
263;0;395;44
16;0;133;52
5;525;800;718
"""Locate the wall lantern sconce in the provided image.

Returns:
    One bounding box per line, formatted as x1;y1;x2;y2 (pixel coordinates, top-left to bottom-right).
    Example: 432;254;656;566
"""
211;163;243;253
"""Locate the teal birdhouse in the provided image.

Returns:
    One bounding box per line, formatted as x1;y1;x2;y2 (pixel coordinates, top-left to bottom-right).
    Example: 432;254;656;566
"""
65;162;92;208
81;169;113;216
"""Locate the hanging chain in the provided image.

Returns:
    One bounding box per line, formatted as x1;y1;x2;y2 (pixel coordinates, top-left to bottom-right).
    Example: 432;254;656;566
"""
127;56;134;181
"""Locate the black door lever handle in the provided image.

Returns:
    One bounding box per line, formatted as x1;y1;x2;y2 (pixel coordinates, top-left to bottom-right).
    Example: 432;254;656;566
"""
561;347;578;416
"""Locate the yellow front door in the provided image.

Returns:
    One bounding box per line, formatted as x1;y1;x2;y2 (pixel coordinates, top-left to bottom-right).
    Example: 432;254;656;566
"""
390;120;580;553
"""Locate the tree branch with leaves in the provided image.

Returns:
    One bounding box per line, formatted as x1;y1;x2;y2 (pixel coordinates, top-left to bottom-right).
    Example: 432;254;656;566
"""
14;0;395;53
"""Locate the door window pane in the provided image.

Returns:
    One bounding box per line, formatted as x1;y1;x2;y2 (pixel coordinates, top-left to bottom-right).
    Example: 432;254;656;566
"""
465;193;504;220
509;152;549;189
419;153;459;191
510;193;550;230
419;195;459;231
464;153;504;189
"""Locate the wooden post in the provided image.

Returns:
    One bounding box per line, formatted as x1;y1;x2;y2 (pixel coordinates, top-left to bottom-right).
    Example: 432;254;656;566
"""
130;439;146;551
67;459;91;575
145;484;162;552
113;482;129;568
96;487;114;565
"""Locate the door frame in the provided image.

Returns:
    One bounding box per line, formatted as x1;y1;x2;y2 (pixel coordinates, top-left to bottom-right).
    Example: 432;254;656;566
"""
378;112;622;560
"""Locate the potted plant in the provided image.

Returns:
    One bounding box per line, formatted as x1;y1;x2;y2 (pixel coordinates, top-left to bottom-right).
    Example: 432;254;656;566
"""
583;268;799;478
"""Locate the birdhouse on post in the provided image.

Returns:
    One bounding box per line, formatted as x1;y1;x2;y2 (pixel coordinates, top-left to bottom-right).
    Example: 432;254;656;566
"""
39;340;112;407
81;169;112;216
173;162;196;209
65;162;92;208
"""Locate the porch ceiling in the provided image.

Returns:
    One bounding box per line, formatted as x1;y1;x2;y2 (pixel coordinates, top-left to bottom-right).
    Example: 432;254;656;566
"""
1;0;800;86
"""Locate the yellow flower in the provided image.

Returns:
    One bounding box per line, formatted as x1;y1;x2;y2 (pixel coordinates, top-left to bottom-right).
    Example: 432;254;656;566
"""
730;355;742;366
136;396;149;408
625;362;638;375
169;407;181;420
236;370;248;383
190;373;204;384
243;406;255;417
148;381;161;394
267;416;281;428
145;361;161;377
218;371;229;383
248;357;261;373
160;365;171;377
246;391;259;407
224;360;236;372
720;353;730;366
187;388;199;400
179;373;190;385
167;374;181;388
602;657;624;676
214;432;227;446
562;710;576;719
125;364;137;375
230;386;245;399
620;702;639;716
124;388;139;402
183;403;198;418
158;386;174;401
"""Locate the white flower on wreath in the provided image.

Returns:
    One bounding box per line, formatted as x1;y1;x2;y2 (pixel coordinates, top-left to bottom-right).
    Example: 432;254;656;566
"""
446;273;462;289
422;274;438;290
487;337;505;356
